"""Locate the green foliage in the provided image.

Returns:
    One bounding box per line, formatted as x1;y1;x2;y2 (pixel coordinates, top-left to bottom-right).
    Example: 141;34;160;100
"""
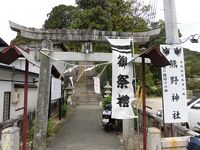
61;103;68;117
43;0;150;32
102;96;112;109
47;118;55;137
28;120;35;141
184;48;200;79
73;6;112;30
63;42;82;52
149;20;166;46
187;80;200;90
76;0;108;10
43;5;77;29
10;36;40;45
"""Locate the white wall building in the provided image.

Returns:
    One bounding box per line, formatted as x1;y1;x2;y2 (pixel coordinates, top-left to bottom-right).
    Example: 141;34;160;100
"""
0;39;64;123
0;64;39;122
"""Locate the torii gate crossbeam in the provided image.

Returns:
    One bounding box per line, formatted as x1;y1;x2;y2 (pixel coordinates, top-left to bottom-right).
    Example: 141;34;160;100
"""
9;21;160;43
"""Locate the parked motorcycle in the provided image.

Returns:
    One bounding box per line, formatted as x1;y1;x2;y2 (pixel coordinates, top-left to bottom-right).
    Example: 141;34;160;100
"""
102;104;115;131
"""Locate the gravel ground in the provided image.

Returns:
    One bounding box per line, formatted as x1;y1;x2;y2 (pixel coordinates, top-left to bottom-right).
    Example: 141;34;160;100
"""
46;105;123;150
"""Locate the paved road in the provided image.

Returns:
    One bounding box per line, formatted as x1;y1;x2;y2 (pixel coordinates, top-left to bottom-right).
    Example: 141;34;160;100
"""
46;105;123;150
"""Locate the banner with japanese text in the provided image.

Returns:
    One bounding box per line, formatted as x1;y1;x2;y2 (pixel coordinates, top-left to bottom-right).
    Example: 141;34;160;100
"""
161;45;188;123
93;77;101;94
107;38;135;119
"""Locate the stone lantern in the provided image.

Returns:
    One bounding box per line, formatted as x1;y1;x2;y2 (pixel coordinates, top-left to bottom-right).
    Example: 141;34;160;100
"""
104;81;112;97
65;83;74;105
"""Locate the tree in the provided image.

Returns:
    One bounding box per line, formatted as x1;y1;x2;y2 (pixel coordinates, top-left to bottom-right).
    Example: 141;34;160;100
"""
43;5;77;29
74;0;149;32
76;0;108;10
72;6;112;30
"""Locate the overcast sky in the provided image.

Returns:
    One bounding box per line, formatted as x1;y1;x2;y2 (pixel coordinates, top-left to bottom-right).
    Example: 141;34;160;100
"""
0;0;200;51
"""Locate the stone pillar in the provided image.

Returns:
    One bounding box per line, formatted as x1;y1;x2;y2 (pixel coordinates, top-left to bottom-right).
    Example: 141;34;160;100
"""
123;119;135;150
147;127;161;150
33;39;53;150
1;127;19;150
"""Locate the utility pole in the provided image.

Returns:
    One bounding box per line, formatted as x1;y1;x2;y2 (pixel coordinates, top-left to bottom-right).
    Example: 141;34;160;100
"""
163;0;179;136
33;40;53;150
163;0;179;44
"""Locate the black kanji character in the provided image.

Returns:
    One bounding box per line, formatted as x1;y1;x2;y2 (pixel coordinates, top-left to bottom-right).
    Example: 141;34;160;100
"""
169;60;178;68
117;55;127;68
163;73;167;77
170;76;179;84
117;74;129;89
117;94;130;107
172;93;179;102
172;111;181;120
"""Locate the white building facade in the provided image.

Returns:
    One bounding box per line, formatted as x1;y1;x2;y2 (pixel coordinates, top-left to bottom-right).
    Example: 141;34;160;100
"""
0;64;39;122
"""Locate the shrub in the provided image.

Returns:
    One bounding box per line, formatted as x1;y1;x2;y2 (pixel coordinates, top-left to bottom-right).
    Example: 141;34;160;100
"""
28;120;35;141
47;118;54;136
102;96;112;109
61;103;68;117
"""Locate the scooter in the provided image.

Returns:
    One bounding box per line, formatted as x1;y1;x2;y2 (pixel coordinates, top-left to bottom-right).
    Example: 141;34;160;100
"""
102;104;115;131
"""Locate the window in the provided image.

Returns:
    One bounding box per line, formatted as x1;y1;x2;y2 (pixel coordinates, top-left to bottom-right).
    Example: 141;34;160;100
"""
3;92;11;121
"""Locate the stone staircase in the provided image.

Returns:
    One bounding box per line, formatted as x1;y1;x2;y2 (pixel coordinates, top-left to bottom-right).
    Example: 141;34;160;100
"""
72;63;103;105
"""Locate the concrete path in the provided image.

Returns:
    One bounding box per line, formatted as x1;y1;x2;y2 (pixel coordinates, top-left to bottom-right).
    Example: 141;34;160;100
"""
46;105;123;150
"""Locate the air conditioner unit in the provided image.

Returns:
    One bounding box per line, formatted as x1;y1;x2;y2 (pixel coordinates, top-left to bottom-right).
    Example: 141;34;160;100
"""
12;92;20;104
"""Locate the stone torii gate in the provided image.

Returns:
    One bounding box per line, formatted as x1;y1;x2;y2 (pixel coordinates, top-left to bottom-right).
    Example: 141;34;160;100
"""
10;21;160;150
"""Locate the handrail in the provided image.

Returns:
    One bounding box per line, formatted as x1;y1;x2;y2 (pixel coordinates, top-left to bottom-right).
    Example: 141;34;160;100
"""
136;108;200;137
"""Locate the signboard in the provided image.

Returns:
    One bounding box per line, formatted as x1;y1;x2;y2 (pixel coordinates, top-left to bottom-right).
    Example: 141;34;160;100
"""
107;38;135;119
161;45;188;123
51;77;62;100
93;77;101;94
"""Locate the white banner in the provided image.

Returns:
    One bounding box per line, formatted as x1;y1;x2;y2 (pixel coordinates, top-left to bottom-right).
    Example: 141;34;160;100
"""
93;77;101;94
107;38;135;119
161;45;188;123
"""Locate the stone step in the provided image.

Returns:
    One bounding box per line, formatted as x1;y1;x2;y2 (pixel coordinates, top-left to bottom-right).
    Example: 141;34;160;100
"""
78;101;101;105
70;63;102;104
73;95;101;101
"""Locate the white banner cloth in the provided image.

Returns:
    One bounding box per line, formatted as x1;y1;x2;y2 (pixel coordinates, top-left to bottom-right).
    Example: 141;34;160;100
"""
107;38;135;119
161;45;188;123
93;77;101;94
